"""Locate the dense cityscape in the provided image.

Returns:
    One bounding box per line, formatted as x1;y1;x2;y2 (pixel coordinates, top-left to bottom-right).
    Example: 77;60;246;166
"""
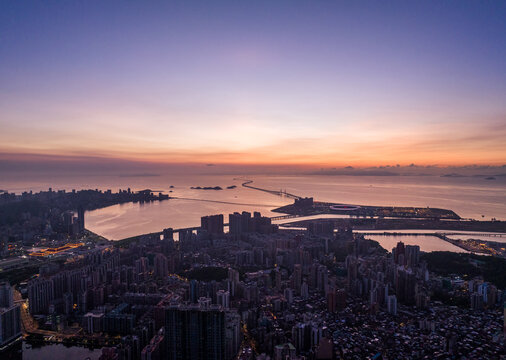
0;188;505;359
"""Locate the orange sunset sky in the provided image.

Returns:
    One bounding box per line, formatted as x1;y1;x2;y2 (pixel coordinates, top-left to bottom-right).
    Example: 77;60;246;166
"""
1;2;505;170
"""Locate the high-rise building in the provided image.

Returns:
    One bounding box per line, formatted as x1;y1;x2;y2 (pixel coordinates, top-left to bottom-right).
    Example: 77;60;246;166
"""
250;212;273;234
227;268;239;297
240;211;251;233
293;264;302;295
284;288;294;305
393;242;406;265
228;211;270;235
0;236;8;256
275;269;282;292
201;214;224;235
84;311;104;333
216;290;230;309
63;211;74;235
387;295;397;315
228;212;242;235
327;287;346;313
135;257;149;280
471;292;484;310
28;277;54;314
225;312;241;360
317;265;328;294
405;245;420;267
77;205;85;233
163;303;230;360
190;280;199;304
326;288;336;313
0;282;13;308
396;268;416;305
346;256;358;290
503;301;506;335
0;282;21;350
301;281;309;300
154;254;169;280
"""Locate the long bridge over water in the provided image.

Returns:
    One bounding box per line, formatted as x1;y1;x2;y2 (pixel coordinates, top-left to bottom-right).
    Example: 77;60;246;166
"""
241;180;301;200
358;232;505;237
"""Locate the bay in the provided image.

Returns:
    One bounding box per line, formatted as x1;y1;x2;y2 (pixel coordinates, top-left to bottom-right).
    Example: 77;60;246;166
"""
2;174;505;241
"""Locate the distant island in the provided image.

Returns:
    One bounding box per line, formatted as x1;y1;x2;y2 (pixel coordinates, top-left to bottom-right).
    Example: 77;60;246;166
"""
190;185;237;190
441;173;465;178
191;186;223;190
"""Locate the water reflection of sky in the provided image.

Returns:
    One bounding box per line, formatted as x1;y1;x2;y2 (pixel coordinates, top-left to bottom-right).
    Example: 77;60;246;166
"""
365;235;469;253
84;175;506;240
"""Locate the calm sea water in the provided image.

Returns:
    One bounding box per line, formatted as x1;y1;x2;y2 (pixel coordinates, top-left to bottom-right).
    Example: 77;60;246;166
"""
2;174;505;242
365;235;469;253
21;342;101;360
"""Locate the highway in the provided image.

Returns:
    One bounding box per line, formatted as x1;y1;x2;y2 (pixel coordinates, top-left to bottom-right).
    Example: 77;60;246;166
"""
14;288;84;339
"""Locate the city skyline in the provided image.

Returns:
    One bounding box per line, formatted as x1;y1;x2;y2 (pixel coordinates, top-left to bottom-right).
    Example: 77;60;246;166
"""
1;1;506;169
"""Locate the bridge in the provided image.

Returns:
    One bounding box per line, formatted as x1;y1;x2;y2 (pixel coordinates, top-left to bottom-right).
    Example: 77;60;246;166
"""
270;214;302;221
241;180;301;200
359;232;505;237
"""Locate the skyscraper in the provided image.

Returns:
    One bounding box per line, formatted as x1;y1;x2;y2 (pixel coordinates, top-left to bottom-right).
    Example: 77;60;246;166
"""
77;205;85;233
216;290;230;309
228;212;242;235
405;245;420;267
0;282;13;308
0;282;21;350
504;301;506;335
201;214;224;235
154;254;169;280
394;241;406;265
28;277;54;314
189;280;199;304
387;295;397;315
293;264;302;295
163;303;227;360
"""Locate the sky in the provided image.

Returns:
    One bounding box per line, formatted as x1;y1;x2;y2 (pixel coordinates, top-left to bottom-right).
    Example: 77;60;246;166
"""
1;1;505;172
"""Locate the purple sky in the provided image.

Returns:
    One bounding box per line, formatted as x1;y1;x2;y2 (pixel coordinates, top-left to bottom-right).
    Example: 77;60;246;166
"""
1;1;505;170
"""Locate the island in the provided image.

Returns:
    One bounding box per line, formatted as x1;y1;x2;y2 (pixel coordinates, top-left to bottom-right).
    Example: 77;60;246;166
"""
190;186;223;190
274;197;460;219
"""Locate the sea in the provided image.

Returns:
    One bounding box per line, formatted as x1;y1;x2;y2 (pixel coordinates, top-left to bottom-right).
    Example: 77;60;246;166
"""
2;341;101;360
2;173;505;252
